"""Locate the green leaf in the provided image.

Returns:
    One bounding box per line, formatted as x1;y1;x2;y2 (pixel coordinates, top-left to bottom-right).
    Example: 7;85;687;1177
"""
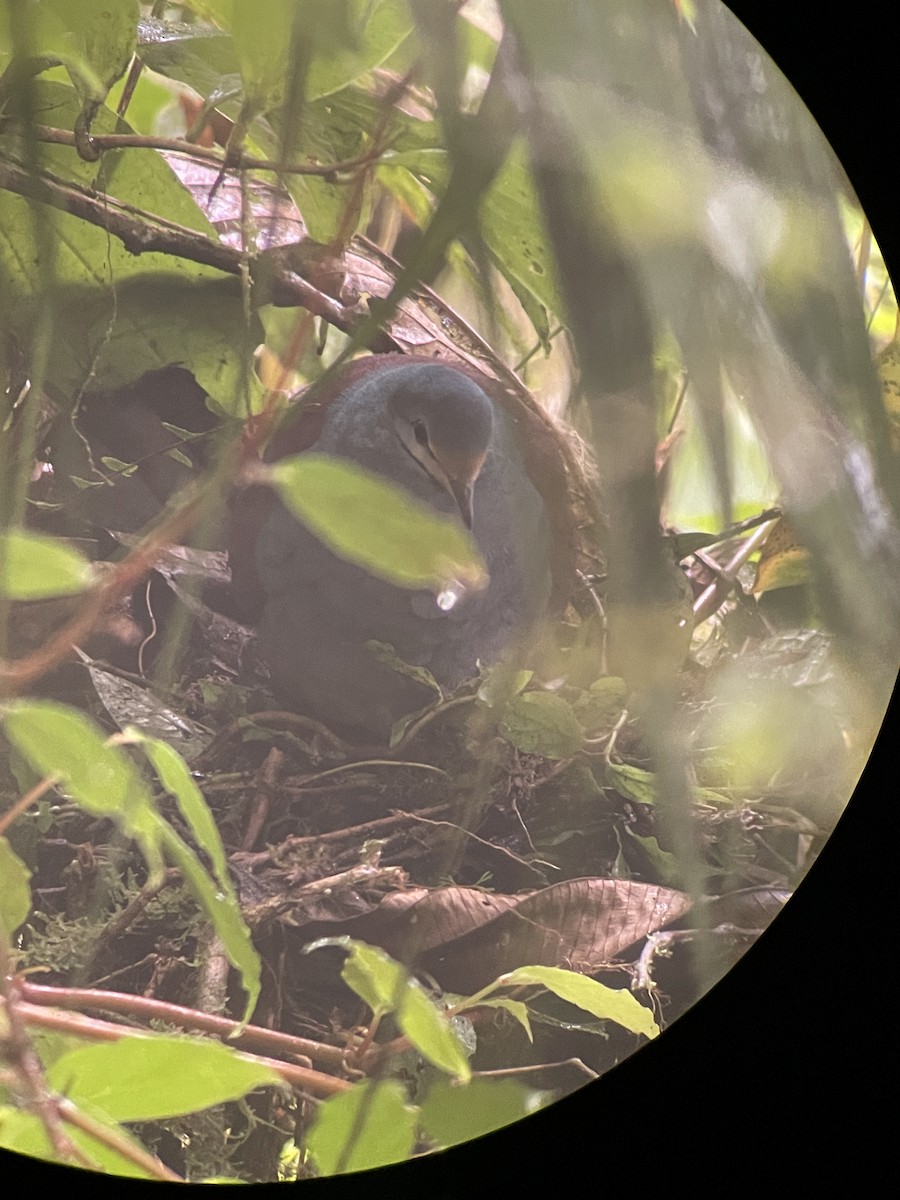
0;80;260;409
304;0;413;102
342;941;470;1080
0;530;94;599
419;1078;545;1149
479;142;562;328
308;938;471;1080
608;762;731;811
477;665;532;708
0;1;137;102
626;830;681;886
499;691;584;759
607;761;656;806
0;838;32;936
132;734;261;1019
2;701;166;879
99;456;138;476
47;1036;281;1122
306;1079;417;1175
496;966;659;1039
462;996;532;1041
49;0;138;99
0;1104;157;1179
269;454;487;594
366;641;442;695
573;676;628;731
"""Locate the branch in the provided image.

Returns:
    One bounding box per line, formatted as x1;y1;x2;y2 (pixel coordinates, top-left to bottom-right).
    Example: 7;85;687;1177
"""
19;980;348;1072
3;120;390;178
0;154;357;327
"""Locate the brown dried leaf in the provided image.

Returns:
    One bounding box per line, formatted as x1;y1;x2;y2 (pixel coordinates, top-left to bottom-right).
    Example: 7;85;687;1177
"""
292;877;690;995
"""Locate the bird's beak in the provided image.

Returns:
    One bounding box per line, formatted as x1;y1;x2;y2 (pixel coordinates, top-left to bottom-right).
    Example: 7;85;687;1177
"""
448;477;475;530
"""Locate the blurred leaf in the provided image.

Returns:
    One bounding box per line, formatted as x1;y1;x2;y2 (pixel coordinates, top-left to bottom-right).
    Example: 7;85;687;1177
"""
0;1104;156;1179
876;339;900;454
270;453;487;594
499;691;584;759
477;665;532;708
0;0;137;101
132;733;261;1017
608;761;731;812
0;838;31;936
2;701;166;879
46;1036;280;1122
419;1078;543;1149
0;530;94;599
306;1080;416;1175
572;677;628;731
625;830;681;886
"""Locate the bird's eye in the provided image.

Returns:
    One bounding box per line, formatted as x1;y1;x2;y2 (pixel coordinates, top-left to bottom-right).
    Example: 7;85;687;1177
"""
412;420;429;448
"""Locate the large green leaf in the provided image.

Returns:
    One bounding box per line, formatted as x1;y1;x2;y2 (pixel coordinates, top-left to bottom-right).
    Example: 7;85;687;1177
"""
495;966;659;1039
46;1036;281;1122
135;733;262;1019
0;0;137;101
0;1104;157;1178
419;1078;544;1149
0;838;32;936
0;530;94;600
270;453;487;594
306;1079;416;1175
499;691;585;759
308;938;471;1081
2;701;166;879
0;80;260;409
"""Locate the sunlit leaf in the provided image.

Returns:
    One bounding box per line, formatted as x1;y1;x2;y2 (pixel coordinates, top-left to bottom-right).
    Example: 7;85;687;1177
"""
47;1037;281;1122
495;965;659;1039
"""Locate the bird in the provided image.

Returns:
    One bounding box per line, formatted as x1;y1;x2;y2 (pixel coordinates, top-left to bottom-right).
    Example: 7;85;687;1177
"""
228;355;551;739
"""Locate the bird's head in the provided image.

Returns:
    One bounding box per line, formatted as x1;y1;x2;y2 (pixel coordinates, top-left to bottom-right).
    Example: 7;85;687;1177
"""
385;364;493;529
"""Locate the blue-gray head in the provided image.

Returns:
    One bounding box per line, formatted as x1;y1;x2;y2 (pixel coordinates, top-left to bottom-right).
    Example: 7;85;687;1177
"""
380;363;494;529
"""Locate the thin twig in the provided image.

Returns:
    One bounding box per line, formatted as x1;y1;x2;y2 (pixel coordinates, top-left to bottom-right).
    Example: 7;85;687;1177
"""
691;518;779;623
16;986;353;1092
285;759;450;789
1;120;391;178
0;954;95;1168
56;1099;182;1181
